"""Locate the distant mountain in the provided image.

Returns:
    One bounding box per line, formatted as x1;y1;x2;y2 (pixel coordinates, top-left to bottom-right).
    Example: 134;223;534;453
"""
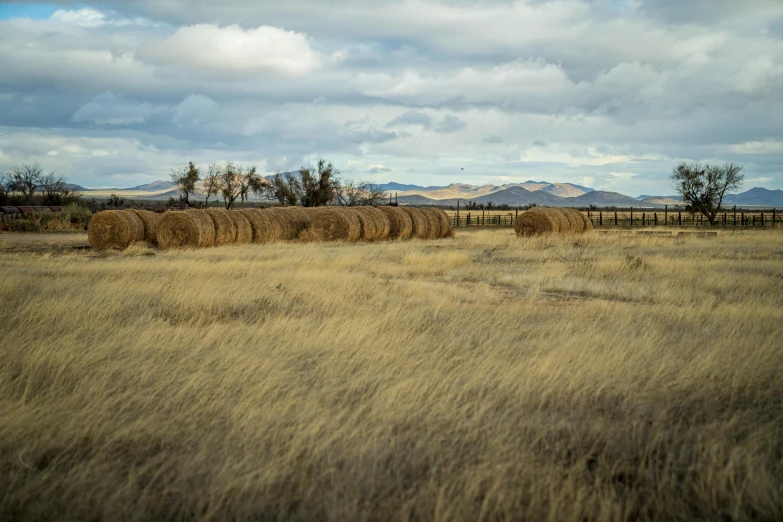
472;185;564;205
725;187;783;207
127;180;175;191
380;182;430;192
540;183;589;198
567;191;646;207
64;183;87;191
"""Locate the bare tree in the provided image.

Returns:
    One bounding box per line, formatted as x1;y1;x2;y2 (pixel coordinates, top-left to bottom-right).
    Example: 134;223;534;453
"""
202;163;221;208
6;163;43;202
334;179;386;206
170;161;200;208
671;161;744;225
219;162;242;209
237;166;267;208
38;172;68;204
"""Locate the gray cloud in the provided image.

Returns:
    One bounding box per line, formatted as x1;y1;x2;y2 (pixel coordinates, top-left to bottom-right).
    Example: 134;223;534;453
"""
0;0;781;193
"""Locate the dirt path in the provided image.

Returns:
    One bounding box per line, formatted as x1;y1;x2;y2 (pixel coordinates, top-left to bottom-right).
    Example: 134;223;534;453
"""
0;232;90;253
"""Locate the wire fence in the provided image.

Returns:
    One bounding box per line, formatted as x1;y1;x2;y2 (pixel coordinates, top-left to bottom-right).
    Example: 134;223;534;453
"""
448;207;782;229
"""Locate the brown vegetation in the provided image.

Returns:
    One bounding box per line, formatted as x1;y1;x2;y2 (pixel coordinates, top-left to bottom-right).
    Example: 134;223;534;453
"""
156;210;215;249
126;209;162;245
352;206;391;241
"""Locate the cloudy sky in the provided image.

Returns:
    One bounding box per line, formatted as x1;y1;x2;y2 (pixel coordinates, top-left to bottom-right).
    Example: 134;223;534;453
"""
1;1;782;194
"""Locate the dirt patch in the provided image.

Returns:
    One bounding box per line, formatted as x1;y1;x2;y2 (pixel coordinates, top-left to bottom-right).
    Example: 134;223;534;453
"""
0;232;90;254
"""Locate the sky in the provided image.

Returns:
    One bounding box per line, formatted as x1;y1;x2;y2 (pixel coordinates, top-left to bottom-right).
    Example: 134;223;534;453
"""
0;1;782;194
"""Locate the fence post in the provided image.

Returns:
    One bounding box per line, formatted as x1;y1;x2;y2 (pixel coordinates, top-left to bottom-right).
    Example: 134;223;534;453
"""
733;205;737;227
599;211;603;226
723;212;726;227
761;213;765;227
774;208;777;226
654;213;658;226
678;211;682;226
630;207;633;227
642;212;645;226
615;212;618;226
482;208;485;226
664;205;668;226
456;200;460;226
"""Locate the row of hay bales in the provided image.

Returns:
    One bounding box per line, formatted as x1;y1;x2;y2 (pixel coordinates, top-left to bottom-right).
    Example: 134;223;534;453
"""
514;207;593;236
88;206;452;250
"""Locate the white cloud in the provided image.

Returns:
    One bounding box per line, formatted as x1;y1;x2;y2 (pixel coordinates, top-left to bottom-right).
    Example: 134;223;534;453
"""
137;24;326;78
51;8;107;28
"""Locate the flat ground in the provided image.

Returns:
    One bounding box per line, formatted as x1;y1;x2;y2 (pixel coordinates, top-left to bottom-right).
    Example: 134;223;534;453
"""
0;232;89;253
1;228;782;521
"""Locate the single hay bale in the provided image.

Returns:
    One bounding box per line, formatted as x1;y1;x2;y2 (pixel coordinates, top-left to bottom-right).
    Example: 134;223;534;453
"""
236;209;285;243
547;208;570;233
400;207;430;239
558;208;585;233
156;210;216;249
352;207;391;241
88;210;145;250
418;208;441;239
264;208;300;240
378;206;413;240
304;207;361;242
204;209;237;246
422;207;453;238
580;212;594;232
271;206;312;236
515;207;561;237
227;211;253;243
126;209;162;245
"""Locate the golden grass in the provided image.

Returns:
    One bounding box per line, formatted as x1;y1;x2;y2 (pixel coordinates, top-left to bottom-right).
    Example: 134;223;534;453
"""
1;228;782;521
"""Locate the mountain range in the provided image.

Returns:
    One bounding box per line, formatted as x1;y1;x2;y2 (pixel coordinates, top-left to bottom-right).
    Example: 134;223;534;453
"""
76;179;783;208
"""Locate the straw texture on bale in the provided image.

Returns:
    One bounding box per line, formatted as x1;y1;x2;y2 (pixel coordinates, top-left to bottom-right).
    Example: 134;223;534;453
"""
515;207;592;237
204;209;237;246
303;207;361;242
378;206;413;240
226;211;253;244
271;206;312;236
126;209;162;245
514;208;561;237
87;210;145;250
236;209;285;243
548;208;570;233
421;207;452;238
156;210;216;249
264;208;300;241
418;208;441;239
579;212;594;232
400;207;430;239
558;208;585;233
352;207;391;241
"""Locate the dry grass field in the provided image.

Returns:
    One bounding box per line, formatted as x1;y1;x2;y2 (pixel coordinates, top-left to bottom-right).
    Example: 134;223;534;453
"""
1;228;782;521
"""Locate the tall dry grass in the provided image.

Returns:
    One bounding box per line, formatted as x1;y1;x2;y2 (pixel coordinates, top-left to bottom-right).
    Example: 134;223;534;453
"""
1;228;782;521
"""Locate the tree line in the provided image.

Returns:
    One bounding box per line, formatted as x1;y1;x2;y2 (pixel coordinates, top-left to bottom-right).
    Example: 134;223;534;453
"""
171;159;387;209
0;163;81;206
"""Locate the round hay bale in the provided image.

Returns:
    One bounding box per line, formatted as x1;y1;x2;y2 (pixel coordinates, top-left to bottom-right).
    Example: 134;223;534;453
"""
303;207;361;242
352;207;390;241
126;209;162;245
271;206;312;236
400;207;430;239
418;208;441;239
514;208;560;237
378;206;413;240
204;209;237;246
236;209;285;243
579;211;594;232
543;208;568;233
227;211;253;243
558;208;585;233
157;210;216;249
88;210;145;250
421;207;452;238
264;208;300;240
